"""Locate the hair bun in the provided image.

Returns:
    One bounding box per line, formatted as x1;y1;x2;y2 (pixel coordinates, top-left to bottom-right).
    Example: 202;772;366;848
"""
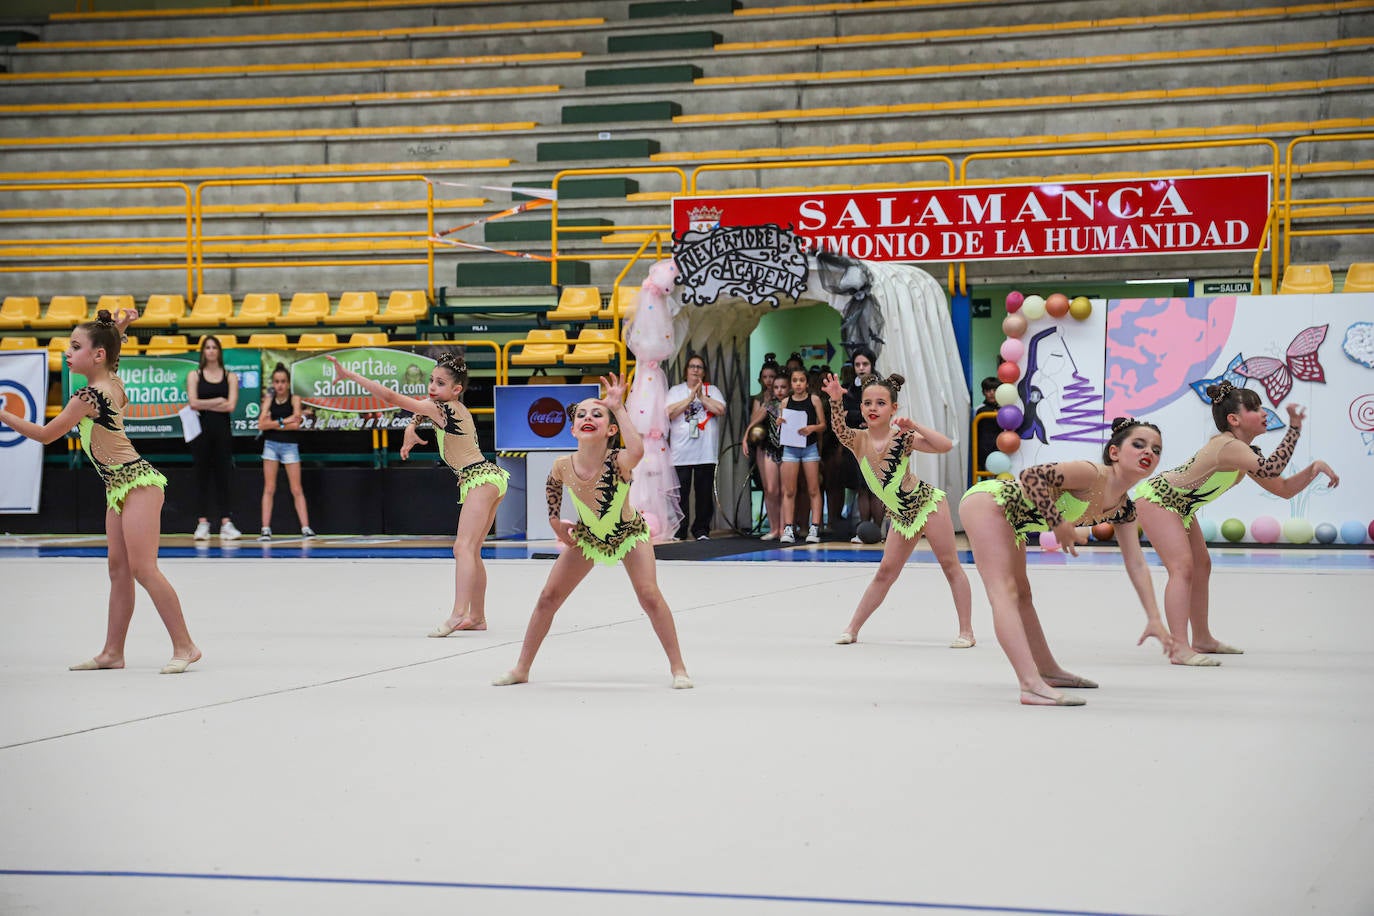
1205;381;1236;403
1110;416;1132;433
95;308;116;326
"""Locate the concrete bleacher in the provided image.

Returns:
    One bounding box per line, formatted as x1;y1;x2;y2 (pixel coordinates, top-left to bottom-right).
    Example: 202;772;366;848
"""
0;0;1369;301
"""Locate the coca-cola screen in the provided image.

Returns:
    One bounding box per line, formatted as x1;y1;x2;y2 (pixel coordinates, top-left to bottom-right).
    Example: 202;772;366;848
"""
494;383;600;451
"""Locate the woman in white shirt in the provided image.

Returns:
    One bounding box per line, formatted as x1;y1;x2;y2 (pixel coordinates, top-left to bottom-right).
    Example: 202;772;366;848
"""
666;353;726;540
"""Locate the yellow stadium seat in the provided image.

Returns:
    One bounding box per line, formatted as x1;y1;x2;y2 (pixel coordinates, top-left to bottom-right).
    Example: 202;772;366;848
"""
227;293;282;327
1;335;40;350
546;286;602;322
247;333;289;349
47;336;69;371
94;295;135;323
509;328;569;366
562;327;619;366
325;291;379;325
1279;263;1334;294
1342;262;1374;292
377;290;428;324
278;292;331;326
133;294;187;327
144;334;189;355
297;332;339;349
347;332;389;346
0;297;40;329
32;295;89;329
181;293;234;328
599;285;640;321
120;335;140;354
201;333;240;349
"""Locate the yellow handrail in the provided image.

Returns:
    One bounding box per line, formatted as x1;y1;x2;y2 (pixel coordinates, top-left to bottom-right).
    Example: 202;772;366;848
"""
1281;132;1374;274
193;175;435;300
0;181;194;300
548;166;687;284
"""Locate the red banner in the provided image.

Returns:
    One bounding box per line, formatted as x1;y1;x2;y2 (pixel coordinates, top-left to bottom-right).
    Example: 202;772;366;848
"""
672;174;1270;262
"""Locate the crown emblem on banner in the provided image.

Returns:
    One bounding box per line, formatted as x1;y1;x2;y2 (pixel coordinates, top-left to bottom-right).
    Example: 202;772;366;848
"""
688;205;723;226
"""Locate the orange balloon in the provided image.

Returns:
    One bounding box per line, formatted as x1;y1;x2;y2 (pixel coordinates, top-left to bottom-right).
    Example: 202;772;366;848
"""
997;361;1020;384
996;430;1021;453
1046;293;1070;318
1092;522;1115;542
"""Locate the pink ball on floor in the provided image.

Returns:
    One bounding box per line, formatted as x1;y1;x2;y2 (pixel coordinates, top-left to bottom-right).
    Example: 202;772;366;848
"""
1039;531;1059;551
1250;515;1281;543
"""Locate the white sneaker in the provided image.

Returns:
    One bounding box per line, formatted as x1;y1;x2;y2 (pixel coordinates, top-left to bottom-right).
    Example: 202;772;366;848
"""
301;526;316;538
219;521;242;540
780;525;795;544
193;520;211;541
258;528;272;542
806;524;820;544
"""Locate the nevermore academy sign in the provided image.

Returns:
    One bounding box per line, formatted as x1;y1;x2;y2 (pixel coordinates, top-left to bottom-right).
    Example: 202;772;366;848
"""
671;174;1270;262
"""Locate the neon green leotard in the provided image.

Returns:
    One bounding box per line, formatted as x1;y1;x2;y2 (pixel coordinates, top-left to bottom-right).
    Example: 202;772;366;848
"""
420;401;508;502
74;381;167;513
962;462;1135;546
1132;430;1299;527
552;448;650;565
859;451;944;538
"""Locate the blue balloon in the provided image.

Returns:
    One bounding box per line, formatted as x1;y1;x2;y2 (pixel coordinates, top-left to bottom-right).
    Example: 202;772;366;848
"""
1340;520;1368;545
985;451;1012;475
1314;523;1338;545
1198;518;1218;542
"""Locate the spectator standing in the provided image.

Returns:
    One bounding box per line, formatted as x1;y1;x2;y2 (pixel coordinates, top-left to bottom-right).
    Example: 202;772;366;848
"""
666;353;726;541
187;336;240;540
256;361;315;541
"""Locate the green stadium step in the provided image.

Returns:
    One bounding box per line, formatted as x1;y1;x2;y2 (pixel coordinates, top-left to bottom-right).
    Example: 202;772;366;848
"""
607;31;721;54
536;138;660;162
629;0;740;18
485;217;613;243
561;101;682;125
514;177;641;201
453;260;589;288
585;64;703;88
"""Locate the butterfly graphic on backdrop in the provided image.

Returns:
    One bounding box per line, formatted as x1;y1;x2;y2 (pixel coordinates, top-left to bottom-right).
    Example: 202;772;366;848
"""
1188;354;1284;431
1234;325;1328;405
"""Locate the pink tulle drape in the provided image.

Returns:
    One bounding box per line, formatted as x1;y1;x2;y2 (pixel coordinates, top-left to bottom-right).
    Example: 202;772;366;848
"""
624;261;683;542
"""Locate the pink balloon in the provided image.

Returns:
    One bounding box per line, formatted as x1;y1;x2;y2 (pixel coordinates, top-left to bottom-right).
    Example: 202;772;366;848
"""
999;338;1024;363
1006;290;1024;312
1251;516;1281;544
1039;531;1060;551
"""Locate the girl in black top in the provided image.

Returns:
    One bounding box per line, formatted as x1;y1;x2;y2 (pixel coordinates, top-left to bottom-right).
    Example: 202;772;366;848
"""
256;362;314;541
842;347;884;539
187;336;240;540
778;367;826;543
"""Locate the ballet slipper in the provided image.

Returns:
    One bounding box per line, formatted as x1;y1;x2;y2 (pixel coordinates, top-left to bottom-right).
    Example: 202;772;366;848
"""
491;671;528;686
1197;641;1243;654
949;636;976;649
1042;673;1098;689
835;632;856;645
428;617;485;638
672;674;694;689
160;651;201;675
760;531;778;541
69;658;123;671
1020;689;1086;707
1172;653;1222;667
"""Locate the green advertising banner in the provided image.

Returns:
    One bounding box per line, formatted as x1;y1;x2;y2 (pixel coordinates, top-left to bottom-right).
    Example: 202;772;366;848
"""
65;350;262;438
262;345;456;432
